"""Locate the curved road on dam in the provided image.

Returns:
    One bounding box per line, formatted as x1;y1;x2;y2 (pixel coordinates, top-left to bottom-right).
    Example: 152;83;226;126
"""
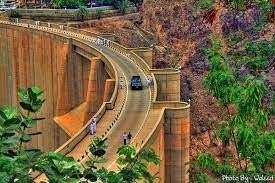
0;20;151;181
67;44;151;166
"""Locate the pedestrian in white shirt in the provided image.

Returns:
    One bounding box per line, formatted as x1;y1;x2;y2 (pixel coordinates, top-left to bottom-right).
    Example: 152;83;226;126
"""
90;121;94;135
106;40;110;46
119;77;124;89
146;79;151;88
96;38;100;45
148;76;153;85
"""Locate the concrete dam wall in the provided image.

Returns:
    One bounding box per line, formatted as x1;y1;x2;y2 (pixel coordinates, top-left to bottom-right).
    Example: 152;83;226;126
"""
0;24;110;152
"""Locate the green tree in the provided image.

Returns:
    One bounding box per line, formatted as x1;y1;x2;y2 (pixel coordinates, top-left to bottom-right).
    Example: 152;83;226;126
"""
192;1;275;181
95;8;104;19
128;0;143;9
0;87;161;182
77;5;89;22
192;36;275;182
194;0;273;25
52;0;85;9
96;0;104;6
118;0;130;14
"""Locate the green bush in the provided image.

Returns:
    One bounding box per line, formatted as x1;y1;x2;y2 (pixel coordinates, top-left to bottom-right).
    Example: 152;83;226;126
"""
10;10;21;18
52;0;85;9
118;0;130;14
95;8;104;19
76;5;89;21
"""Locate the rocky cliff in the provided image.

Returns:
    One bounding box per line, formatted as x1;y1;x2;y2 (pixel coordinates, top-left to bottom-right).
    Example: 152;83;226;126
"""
141;0;224;159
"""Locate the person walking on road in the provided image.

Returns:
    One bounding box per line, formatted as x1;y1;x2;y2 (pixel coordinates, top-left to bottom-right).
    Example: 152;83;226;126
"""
149;76;153;85
106;40;110;46
119;77;124;89
123;132;128;145
99;39;103;45
92;117;97;134
95;38;99;45
127;132;132;144
90;121;94;135
146;78;151;88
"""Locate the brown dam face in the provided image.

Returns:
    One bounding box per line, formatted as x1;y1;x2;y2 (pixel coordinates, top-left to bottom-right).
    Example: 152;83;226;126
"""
0;24;110;152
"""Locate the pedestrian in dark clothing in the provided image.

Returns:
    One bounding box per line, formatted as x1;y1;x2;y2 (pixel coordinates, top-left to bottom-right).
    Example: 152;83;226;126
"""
123;132;127;145
127;132;132;144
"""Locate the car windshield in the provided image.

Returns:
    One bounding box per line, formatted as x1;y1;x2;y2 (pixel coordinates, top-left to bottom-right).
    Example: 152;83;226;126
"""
132;76;141;81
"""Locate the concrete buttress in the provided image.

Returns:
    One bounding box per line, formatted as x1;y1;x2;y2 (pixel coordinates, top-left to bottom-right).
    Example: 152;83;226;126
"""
164;108;190;183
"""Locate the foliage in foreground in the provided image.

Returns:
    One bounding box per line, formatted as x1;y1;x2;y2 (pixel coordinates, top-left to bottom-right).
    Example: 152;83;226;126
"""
0;87;160;182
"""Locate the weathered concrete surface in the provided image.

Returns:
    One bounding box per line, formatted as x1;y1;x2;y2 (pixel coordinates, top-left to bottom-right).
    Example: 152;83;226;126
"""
130;48;153;68
0;24;71;152
103;79;115;102
164;108;190;182
0;24;110;152
153;71;181;101
85;57;109;124
55;56;110;136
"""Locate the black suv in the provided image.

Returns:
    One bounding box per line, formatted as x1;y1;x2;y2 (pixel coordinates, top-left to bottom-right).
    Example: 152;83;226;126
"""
131;76;143;90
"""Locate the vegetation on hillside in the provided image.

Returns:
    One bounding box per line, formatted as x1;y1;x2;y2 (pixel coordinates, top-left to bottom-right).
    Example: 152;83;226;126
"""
77;5;89;21
191;0;274;182
0;87;160;182
49;0;142;10
52;0;86;8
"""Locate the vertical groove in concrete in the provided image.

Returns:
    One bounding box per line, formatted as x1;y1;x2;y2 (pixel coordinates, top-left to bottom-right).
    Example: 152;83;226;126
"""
0;25;73;152
103;79;115;102
56;43;70;116
84;57;108;124
84;57;101;123
160;126;165;182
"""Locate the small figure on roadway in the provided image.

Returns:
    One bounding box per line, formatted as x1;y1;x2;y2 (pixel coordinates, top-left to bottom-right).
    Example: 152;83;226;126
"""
90;121;94;135
92;117;97;134
146;78;151;88
119;77;124;89
123;132;128;145
89;117;97;135
127;132;132;144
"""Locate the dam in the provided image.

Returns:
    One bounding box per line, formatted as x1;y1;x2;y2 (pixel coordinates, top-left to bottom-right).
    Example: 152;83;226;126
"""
0;23;113;152
0;19;190;182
